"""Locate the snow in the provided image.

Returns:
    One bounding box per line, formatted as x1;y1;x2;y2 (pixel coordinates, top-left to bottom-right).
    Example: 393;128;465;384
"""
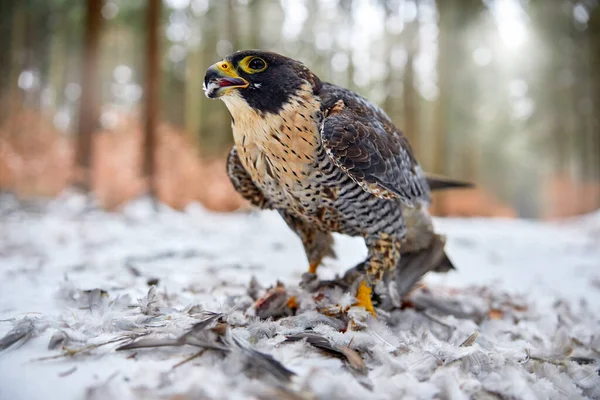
1;192;599;400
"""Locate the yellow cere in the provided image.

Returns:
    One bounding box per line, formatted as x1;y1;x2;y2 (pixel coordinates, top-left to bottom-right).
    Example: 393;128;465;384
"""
216;61;238;76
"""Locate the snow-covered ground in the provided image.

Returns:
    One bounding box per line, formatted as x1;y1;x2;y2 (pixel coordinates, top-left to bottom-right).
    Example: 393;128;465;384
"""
1;193;599;400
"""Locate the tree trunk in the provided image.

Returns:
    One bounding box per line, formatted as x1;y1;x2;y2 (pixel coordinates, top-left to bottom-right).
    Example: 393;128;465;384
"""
143;0;160;205
590;7;600;182
432;0;455;214
403;15;419;158
248;0;262;49
7;1;25;129
75;0;103;191
185;48;203;151
47;13;68;115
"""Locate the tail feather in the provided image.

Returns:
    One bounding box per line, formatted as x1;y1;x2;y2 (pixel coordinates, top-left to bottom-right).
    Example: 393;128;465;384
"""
393;234;455;298
433;250;455;272
425;173;474;191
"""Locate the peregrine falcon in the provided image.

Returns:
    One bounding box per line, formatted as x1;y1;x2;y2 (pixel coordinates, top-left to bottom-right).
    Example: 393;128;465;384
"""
204;50;467;316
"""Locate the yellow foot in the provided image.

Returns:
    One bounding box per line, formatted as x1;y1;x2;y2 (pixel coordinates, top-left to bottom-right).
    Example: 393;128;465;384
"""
286;296;298;309
308;261;319;274
355;280;376;317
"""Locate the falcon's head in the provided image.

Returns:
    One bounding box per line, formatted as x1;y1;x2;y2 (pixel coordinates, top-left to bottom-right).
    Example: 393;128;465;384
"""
204;50;321;115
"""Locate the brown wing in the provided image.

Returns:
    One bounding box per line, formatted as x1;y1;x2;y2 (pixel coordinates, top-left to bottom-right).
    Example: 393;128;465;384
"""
318;83;430;207
226;146;271;209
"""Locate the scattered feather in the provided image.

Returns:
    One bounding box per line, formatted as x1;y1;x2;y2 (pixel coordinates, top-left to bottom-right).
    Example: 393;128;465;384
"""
117;312;228;352
0;318;36;351
460;331;479;347
48;330;69;350
285;333;366;372
230;334;296;383
137;286;161;315
252;282;295;319
58;366;77;377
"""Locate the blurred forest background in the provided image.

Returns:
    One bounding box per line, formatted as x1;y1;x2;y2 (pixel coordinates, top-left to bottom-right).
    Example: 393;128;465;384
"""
0;0;599;218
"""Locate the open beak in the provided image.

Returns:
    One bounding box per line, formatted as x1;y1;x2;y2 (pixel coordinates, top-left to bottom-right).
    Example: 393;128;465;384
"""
203;61;249;98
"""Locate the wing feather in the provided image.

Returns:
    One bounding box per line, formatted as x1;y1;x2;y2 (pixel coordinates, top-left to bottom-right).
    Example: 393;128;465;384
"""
226;146;271;209
318;84;430;206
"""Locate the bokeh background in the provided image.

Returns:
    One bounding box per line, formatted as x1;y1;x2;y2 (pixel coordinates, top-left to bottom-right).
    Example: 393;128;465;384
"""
0;0;598;218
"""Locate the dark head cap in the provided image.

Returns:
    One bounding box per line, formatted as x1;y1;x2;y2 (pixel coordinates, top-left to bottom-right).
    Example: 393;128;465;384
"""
204;50;321;114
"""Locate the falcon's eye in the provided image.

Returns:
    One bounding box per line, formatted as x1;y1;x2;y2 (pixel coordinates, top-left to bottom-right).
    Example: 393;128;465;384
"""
240;56;267;73
249;58;266;70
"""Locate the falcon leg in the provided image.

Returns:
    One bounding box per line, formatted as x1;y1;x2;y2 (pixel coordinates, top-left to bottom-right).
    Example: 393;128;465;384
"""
280;212;336;274
354;233;402;316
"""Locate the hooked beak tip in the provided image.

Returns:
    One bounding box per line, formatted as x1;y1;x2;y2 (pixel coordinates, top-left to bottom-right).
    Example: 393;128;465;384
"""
204;64;249;98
